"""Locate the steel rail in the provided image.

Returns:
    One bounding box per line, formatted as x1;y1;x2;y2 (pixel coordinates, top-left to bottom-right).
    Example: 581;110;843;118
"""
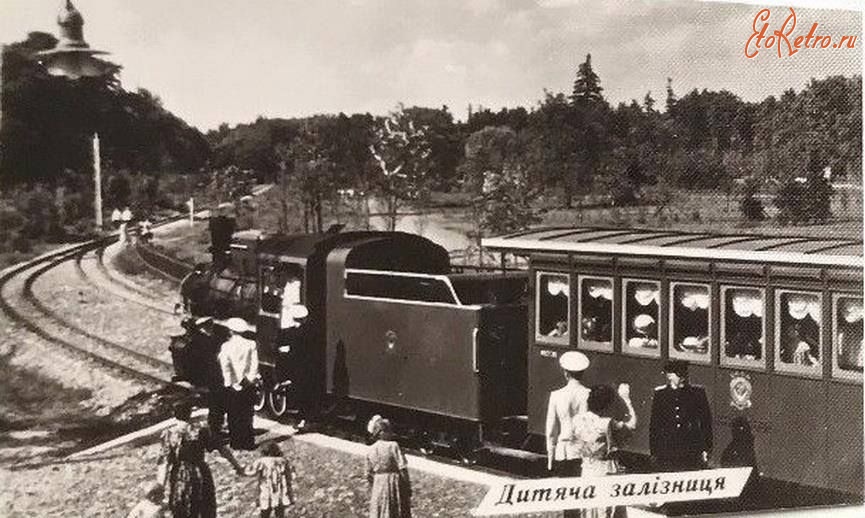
0;242;168;386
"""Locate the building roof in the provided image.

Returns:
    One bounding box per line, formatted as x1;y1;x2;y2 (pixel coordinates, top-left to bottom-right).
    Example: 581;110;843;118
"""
482;226;863;268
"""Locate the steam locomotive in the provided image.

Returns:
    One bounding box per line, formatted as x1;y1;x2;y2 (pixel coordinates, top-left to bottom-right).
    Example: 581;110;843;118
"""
178;216;531;456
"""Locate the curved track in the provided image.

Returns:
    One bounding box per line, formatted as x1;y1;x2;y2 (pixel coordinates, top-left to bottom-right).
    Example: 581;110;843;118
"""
73;244;175;315
96;245;165;300
23;246;173;374
0;241;169;386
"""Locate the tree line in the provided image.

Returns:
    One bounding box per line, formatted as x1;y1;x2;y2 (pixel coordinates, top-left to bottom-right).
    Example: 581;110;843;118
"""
207;55;860;234
1;31;861;250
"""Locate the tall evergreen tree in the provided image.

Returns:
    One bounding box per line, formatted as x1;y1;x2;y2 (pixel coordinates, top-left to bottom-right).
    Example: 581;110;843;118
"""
644;91;657;113
665;77;677;113
565;54;609;209
571;54;604;106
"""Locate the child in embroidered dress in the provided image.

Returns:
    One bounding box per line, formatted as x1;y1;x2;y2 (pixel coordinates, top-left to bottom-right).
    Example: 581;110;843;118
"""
244;440;295;518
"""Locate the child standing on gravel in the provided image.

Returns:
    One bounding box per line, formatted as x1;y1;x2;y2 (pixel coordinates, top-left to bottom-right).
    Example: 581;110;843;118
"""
126;481;166;518
245;440;295;518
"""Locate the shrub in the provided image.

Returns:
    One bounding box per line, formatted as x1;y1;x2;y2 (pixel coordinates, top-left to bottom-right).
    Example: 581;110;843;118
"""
739;178;766;221
774;174;831;224
12;233;33;253
805;174;833;223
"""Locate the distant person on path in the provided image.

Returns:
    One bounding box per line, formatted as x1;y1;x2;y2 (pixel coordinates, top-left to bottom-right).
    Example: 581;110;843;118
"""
366;415;412;518
156;402;244;518
111;208;122;230
573;384;637;518
243;441;295;518
218;317;259;450
120;206;133;244
139;217;153;244
126;481;166;518
649;360;713;472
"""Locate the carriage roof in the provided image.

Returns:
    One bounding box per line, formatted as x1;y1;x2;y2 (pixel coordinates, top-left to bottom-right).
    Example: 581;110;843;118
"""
482;226;864;268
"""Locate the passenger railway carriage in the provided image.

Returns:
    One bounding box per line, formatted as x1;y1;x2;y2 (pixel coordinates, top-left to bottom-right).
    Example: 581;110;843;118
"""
483;227;864;499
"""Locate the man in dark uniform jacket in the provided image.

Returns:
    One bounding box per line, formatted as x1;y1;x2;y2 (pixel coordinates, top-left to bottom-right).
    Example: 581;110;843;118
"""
650;360;713;471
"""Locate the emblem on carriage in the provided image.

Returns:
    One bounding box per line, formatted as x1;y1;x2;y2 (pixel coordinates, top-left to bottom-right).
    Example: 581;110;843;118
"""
385;330;398;352
729;373;753;410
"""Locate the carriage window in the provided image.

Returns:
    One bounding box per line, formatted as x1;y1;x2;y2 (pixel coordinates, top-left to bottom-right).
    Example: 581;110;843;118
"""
775;290;822;376
833;295;862;380
670;283;711;363
579;277;613;351
536;272;570;344
346;272;457;304
622;280;660;357
721;287;765;368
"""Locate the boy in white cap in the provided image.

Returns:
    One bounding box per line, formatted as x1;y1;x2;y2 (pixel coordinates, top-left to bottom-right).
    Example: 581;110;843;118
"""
545;350;591;517
218;317;259;450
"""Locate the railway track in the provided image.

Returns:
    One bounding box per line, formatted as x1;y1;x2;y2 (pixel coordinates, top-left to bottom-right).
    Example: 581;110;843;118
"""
0;240;170;386
73;244;175;315
0;211;198;387
96;244;166;300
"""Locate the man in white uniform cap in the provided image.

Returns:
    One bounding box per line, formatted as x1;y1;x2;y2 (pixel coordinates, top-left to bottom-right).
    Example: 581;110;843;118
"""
545;350;591;517
546;351;591;471
218;317;258;450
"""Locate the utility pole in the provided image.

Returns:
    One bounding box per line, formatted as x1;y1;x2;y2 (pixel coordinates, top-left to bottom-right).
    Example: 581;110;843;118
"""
93;133;103;229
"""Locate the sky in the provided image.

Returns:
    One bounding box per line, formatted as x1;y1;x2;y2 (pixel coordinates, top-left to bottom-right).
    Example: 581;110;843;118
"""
0;0;861;130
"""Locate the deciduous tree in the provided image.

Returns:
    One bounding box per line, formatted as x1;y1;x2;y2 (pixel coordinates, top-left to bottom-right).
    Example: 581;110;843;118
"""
368;105;433;231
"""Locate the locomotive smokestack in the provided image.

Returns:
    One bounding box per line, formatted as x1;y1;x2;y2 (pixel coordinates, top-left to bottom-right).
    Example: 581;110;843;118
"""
209;215;236;266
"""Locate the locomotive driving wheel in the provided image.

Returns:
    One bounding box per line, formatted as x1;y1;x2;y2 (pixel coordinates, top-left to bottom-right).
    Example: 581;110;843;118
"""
253;384;267;412
269;389;289;417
